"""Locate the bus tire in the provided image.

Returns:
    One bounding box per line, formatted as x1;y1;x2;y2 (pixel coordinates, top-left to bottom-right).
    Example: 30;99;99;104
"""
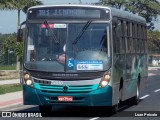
131;82;140;105
110;104;118;114
119;78;123;103
39;105;52;116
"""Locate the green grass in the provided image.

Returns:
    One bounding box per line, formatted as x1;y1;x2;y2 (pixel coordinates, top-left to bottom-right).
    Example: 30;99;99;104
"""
0;65;16;70
0;84;22;95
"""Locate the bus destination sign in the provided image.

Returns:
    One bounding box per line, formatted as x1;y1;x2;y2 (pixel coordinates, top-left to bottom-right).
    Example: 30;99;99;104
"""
28;7;110;20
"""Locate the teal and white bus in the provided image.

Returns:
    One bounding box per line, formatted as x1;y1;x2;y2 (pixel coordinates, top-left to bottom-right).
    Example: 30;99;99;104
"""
18;4;148;113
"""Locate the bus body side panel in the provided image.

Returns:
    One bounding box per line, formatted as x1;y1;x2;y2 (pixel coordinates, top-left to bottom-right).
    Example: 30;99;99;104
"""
111;17;148;104
117;54;148;101
138;54;148;97
112;54;126;104
122;54;137;100
111;18;120;105
111;22;148;104
110;18;125;105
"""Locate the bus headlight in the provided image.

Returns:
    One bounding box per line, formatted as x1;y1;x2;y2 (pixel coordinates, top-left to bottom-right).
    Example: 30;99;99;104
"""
24;73;33;86
24;74;30;80
26;79;33;86
101;81;108;86
104;74;110;80
99;74;110;88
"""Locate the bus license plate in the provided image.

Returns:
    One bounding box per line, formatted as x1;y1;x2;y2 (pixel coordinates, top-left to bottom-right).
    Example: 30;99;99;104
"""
58;96;73;102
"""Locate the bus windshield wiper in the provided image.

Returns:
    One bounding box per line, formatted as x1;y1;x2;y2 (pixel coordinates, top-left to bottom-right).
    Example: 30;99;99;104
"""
72;20;92;45
44;20;59;44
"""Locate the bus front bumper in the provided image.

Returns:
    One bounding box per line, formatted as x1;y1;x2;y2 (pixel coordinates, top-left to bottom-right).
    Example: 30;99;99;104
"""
23;85;112;106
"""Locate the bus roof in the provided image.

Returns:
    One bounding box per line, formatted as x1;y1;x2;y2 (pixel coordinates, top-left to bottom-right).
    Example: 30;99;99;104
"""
109;7;146;24
28;4;146;24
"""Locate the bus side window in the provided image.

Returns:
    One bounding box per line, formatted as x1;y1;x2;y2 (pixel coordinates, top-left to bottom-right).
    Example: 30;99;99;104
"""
144;26;147;53
113;22;120;54
118;20;125;54
132;23;136;53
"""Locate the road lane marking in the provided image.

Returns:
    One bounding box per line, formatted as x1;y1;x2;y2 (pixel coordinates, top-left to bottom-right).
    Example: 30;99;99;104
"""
140;95;149;100
89;117;99;120
148;68;157;70
154;89;160;92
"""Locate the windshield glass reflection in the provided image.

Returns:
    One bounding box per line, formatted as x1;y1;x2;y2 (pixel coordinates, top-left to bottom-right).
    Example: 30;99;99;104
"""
24;23;110;72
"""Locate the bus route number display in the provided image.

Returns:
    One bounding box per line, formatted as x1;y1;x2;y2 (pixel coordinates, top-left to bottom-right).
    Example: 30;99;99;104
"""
37;9;100;18
38;9;88;17
28;7;110;19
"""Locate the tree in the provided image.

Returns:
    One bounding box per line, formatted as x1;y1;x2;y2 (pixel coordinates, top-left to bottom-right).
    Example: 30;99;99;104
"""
10;0;43;28
0;0;15;9
96;0;160;30
96;0;127;9
0;0;43;29
13;0;42;70
0;0;43;70
125;0;160;30
148;30;160;52
3;34;17;55
3;34;17;65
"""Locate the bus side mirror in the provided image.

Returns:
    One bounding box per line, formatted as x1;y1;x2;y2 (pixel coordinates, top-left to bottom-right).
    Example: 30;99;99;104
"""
17;29;23;42
17;21;26;42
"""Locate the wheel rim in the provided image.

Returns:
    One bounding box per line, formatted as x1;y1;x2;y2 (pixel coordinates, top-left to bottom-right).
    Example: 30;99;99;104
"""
136;85;139;100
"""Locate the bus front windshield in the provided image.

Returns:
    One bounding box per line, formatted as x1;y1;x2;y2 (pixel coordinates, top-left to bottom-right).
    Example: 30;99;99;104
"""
25;22;111;72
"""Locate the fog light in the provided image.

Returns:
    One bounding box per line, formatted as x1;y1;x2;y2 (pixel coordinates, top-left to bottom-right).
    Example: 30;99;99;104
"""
24;74;30;80
26;79;32;86
101;80;108;87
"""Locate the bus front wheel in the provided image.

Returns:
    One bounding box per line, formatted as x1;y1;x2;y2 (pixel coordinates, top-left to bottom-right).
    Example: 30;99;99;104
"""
110;104;118;113
131;83;140;105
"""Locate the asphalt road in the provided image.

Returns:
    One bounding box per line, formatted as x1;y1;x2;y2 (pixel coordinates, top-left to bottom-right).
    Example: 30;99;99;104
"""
1;69;160;120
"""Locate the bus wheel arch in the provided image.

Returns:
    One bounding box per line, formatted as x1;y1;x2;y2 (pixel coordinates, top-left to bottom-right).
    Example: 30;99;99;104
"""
119;77;123;102
111;77;123;113
138;74;141;86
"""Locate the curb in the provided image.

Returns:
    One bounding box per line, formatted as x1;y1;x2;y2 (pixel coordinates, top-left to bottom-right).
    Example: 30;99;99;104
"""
148;68;158;70
0;98;23;109
148;67;160;71
0;79;20;86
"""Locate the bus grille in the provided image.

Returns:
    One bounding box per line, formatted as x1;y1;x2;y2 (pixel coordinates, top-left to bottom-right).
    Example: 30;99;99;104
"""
33;79;98;93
